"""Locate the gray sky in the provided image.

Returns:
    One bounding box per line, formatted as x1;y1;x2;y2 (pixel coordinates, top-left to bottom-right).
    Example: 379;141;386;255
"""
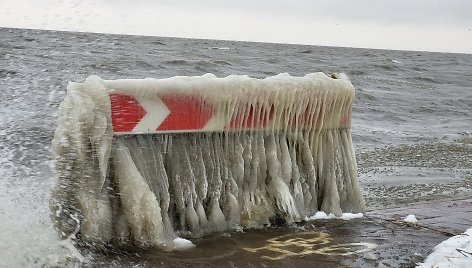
2;0;471;53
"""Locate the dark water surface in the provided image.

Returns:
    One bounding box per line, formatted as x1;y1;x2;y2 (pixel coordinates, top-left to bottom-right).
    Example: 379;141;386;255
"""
91;219;450;268
1;27;471;267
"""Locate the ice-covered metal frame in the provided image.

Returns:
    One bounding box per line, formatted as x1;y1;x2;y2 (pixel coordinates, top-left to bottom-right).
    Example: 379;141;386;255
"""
50;72;365;250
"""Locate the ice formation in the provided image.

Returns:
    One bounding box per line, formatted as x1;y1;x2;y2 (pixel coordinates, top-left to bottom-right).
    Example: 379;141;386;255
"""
50;73;365;249
418;227;472;267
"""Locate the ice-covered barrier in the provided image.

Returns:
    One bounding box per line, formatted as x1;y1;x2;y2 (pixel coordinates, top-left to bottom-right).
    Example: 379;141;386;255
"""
50;73;365;249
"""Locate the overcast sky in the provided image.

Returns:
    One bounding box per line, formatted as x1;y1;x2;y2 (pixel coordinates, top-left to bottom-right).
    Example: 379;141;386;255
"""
1;0;471;53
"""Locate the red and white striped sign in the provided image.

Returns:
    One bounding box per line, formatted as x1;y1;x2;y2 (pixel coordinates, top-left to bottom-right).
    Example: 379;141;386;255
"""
110;93;350;134
110;93;213;133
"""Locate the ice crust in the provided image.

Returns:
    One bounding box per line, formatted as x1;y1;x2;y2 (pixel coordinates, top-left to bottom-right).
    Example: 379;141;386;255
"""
417;227;472;268
50;73;365;249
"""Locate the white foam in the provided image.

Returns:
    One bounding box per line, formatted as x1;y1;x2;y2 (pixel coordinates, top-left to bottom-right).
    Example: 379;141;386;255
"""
0;177;87;267
0;137;87;267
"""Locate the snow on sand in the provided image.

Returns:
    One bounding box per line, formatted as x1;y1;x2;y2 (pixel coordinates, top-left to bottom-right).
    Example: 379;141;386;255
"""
418;227;472;267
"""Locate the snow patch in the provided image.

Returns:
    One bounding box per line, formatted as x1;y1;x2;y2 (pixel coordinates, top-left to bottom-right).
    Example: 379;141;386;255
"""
309;211;335;220
403;214;418;224
417;227;472;268
307;211;364;221
172;238;195;250
341;213;364;220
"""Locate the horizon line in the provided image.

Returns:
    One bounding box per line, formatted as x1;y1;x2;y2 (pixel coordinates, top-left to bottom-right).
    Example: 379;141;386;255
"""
2;26;471;56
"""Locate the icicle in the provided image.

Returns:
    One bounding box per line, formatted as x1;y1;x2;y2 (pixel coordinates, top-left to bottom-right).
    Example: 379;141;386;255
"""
113;141;164;247
206;135;226;232
188;136;209;229
265;133;300;222
289;144;305;215
339;129;365;212
167;139;187;231
179;137;200;235
240;134;255;225
319;131;342;216
149;136;174;240
279;135;292;185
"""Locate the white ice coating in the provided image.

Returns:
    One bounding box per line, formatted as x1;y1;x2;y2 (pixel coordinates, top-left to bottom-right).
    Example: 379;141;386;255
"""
50;73;365;249
418;227;472;268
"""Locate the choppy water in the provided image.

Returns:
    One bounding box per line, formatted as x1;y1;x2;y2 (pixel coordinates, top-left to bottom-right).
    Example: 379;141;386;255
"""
1;27;471;267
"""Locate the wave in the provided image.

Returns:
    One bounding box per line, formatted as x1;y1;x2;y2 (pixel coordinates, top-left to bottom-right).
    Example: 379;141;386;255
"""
162;59;188;65
193;60;233;70
0;69;19;78
135;60;156;69
266;58;280;64
207;47;230;50
84;62;122;72
355;89;377;101
408;76;438;84
349;69;367;76
150;41;166;46
411;66;426;72
372;63;395;71
213;60;232;66
0;43;26;50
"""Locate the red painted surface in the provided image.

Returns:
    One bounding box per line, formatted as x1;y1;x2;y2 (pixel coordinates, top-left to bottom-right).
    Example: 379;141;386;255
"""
340;113;350;128
290;107;310;129
109;93;350;133
110;93;147;132
157;94;213;131
227;103;275;129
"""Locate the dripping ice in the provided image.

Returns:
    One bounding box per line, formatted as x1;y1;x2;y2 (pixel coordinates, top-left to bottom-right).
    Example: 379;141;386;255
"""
50;73;365;249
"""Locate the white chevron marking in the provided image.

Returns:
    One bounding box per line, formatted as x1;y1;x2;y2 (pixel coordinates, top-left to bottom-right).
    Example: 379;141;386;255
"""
132;96;170;133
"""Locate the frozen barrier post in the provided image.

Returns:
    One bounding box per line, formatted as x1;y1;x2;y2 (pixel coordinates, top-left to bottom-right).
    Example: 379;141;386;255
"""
50;73;365;249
